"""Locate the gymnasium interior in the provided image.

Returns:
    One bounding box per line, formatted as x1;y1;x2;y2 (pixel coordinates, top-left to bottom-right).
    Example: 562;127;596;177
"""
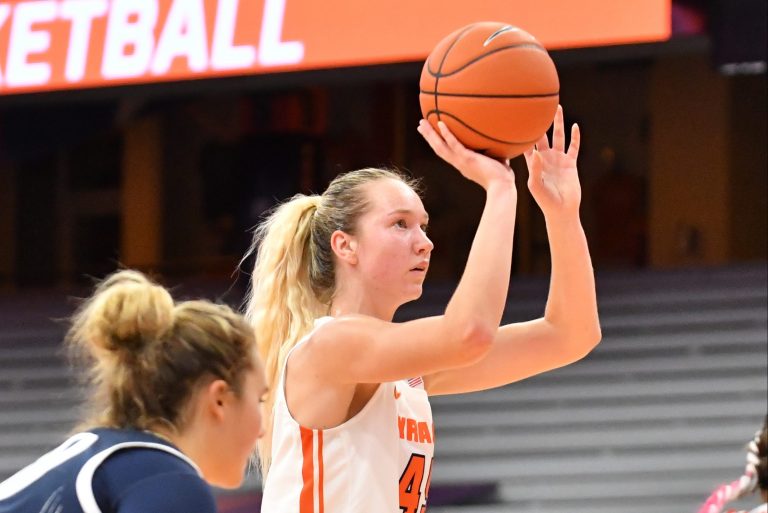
1;1;766;511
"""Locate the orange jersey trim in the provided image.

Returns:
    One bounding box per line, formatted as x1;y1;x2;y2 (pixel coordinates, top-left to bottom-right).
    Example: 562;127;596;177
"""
299;426;325;513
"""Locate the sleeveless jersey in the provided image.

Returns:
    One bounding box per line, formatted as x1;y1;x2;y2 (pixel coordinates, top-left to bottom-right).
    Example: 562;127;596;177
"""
261;317;435;513
0;428;215;513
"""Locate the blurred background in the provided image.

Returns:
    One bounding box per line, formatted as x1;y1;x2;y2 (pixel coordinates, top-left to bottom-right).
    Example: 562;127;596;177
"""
0;0;765;512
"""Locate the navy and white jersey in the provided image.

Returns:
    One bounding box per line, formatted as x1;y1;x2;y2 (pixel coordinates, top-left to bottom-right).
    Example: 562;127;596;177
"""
0;428;217;513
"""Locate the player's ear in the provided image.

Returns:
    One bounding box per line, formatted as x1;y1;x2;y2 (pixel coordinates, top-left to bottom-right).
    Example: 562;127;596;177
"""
330;230;358;265
204;379;231;420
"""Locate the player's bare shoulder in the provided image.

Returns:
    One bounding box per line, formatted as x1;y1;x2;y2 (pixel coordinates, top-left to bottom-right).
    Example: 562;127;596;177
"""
307;314;385;349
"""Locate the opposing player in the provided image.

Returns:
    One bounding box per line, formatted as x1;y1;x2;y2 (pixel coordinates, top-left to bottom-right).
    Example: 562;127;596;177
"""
246;106;601;511
0;270;268;513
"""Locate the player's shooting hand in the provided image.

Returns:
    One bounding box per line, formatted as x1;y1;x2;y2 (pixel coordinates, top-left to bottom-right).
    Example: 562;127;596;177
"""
418;119;516;192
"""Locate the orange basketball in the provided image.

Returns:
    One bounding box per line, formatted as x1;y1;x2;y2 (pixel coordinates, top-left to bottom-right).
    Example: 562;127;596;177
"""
419;22;559;159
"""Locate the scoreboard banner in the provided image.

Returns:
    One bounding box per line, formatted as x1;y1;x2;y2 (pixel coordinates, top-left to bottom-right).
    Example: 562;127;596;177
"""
0;0;671;95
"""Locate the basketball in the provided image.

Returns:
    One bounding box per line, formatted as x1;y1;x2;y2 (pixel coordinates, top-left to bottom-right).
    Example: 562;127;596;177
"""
419;22;560;159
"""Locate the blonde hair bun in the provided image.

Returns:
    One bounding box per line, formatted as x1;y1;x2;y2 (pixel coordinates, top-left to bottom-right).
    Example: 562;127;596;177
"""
72;270;174;355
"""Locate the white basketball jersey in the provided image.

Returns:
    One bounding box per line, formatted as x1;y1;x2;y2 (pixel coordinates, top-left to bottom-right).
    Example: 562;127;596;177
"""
261;318;435;513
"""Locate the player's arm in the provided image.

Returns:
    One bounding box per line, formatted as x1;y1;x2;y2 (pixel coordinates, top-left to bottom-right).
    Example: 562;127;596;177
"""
424;106;601;395
296;121;517;385
424;216;601;395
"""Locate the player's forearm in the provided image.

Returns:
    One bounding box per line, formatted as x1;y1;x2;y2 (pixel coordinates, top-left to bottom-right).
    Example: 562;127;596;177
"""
445;181;517;337
543;213;601;348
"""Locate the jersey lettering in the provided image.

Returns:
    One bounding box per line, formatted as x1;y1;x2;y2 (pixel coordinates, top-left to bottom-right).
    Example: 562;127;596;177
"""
397;416;435;444
399;453;433;513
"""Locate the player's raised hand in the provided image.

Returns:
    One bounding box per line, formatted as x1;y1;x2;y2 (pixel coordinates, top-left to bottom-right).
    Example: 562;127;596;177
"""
523;105;582;218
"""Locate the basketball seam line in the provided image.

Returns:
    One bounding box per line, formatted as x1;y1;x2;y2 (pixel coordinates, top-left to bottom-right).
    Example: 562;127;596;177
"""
419;90;559;98
428;43;549;78
428;23;478;76
424;110;540;145
432;23;478;123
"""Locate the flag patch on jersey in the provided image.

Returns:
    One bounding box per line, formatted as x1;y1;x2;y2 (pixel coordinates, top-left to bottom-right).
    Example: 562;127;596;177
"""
407;377;423;388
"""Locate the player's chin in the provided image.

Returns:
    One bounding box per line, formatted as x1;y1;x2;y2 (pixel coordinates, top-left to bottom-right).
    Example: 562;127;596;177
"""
404;284;425;302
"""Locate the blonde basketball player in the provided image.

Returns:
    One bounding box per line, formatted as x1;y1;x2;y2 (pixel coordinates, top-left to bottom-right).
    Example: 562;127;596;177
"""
245;106;601;512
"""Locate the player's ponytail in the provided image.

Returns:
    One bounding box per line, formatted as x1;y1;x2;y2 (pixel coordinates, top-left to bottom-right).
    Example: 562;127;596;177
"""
244;194;326;474
244;167;420;476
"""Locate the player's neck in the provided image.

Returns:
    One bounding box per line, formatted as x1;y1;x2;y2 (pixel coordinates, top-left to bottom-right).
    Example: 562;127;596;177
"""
151;424;209;476
145;424;179;447
329;292;397;321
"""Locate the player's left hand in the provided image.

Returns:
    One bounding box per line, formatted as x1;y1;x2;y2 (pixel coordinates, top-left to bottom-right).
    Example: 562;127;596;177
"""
523;105;582;219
